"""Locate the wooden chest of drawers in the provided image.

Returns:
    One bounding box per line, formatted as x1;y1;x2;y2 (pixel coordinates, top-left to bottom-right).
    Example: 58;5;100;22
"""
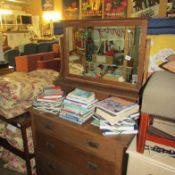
31;109;134;175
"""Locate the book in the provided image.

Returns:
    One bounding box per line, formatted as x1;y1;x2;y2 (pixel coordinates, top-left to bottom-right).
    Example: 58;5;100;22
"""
67;88;95;103
102;129;138;136
59;110;93;125
64;98;98;108
99;120;138;132
63;102;95;115
95;97;139;116
95;105;139;125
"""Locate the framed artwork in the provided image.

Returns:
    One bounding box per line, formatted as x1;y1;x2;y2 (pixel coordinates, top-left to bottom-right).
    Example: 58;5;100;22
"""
104;0;127;19
81;0;102;19
129;0;160;17
63;0;79;20
41;0;54;11
167;0;175;16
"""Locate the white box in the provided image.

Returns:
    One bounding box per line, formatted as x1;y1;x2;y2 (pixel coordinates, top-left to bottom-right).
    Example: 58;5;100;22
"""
126;136;175;175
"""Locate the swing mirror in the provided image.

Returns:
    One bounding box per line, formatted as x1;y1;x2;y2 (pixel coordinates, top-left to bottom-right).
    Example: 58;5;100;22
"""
62;19;147;94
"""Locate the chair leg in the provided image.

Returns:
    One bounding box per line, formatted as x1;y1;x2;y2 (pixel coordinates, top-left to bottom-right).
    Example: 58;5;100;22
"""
137;113;150;153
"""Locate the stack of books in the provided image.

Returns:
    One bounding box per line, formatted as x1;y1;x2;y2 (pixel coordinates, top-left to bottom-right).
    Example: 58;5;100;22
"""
59;88;97;125
92;96;140;136
33;85;64;114
93;113;139;136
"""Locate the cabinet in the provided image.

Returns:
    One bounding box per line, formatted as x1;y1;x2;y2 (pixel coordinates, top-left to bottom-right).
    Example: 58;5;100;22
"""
30;18;148;175
126;137;175;175
0;112;34;175
31;109;134;175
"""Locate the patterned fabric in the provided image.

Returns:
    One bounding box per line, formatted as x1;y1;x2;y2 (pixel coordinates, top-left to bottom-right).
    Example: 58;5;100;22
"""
5;126;34;153
28;69;59;83
0;69;59;119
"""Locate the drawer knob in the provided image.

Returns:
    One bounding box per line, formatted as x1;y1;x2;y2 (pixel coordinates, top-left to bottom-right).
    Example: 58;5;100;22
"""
87;140;99;149
45;124;52;130
46;142;55;149
87;161;98;170
48;162;56;171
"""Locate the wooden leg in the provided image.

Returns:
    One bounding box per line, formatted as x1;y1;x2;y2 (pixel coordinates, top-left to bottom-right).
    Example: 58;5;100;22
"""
137;113;150;153
21;124;32;175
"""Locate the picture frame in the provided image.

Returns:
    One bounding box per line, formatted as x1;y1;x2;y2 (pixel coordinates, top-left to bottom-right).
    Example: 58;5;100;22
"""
63;0;79;20
81;0;102;19
104;0;127;19
128;0;160;17
41;0;54;11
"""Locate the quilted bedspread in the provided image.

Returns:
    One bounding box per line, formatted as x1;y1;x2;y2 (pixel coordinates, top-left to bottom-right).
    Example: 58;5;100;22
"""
0;69;59;119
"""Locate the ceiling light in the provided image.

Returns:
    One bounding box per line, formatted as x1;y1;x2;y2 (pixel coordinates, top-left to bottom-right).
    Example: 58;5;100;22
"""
42;11;62;22
0;9;12;15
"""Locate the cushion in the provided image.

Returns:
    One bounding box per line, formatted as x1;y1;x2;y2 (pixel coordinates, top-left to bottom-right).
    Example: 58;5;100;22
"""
141;71;175;119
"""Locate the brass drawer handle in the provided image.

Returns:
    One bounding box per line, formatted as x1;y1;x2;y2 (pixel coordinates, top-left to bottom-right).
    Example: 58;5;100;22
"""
47;162;56;171
87;161;98;170
46;142;55;149
87;140;99;149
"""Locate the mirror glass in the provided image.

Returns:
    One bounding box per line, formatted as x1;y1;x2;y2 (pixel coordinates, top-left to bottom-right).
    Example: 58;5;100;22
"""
67;24;143;84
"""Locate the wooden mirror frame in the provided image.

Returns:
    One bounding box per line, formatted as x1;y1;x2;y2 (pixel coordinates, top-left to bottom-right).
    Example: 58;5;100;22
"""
59;19;147;101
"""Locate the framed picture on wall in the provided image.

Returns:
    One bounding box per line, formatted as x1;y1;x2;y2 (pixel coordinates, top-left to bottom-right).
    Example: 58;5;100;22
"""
81;0;102;19
167;0;175;16
104;0;127;19
63;0;79;20
41;0;54;11
129;0;160;17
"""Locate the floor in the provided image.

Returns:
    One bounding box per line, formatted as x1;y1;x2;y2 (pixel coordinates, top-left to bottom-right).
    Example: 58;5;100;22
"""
0;159;23;175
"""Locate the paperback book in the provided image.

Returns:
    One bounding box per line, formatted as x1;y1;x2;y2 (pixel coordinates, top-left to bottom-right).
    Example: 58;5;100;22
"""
63;102;95;115
95;106;139;125
64;98;98;108
95;97;139;116
59;110;93;125
67;88;95;104
99;118;138;136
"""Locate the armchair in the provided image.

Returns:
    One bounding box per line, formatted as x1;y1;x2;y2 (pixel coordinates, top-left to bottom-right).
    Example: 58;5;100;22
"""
137;18;175;153
4;49;20;69
21;43;38;55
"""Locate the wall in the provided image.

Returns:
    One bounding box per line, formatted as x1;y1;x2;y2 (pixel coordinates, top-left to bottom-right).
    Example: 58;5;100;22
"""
24;0;63;19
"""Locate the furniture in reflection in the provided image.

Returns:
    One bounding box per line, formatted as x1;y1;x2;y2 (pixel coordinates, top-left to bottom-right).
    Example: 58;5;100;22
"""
137;71;175;153
37;42;51;53
0;62;14;76
4;49;20;69
0;112;34;175
15;52;61;72
21;43;38;55
30;108;134;175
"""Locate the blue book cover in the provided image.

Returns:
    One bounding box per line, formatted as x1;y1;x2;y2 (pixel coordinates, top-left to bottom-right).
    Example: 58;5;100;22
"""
67;88;95;101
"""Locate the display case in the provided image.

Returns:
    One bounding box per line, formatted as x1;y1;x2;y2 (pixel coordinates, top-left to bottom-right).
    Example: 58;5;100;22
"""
58;19;148;101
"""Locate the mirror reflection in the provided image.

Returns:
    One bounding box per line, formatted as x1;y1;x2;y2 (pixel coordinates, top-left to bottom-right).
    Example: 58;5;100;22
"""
68;25;141;84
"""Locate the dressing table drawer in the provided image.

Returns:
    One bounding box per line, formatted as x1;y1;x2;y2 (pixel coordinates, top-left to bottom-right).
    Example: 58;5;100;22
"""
34;113;123;163
36;133;116;175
